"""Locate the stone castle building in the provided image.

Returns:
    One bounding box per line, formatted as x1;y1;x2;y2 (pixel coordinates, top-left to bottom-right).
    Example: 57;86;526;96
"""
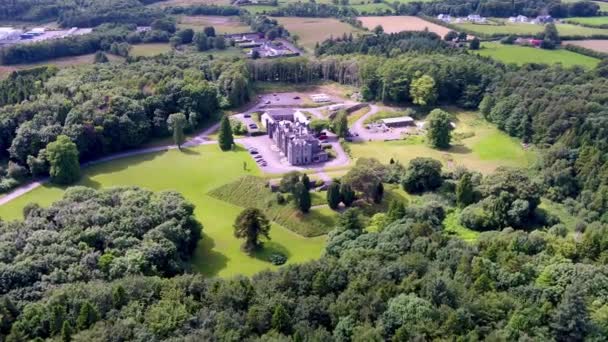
264;110;328;165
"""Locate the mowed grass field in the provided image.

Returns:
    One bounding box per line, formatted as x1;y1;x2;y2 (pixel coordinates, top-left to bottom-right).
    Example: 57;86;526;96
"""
358;16;451;36
566;39;608;53
453;20;608;36
0;53;124;79
477;42;600;68
130;43;173;57
0;144;326;278
273;17;363;51
177;15;251;34
566;16;608;27
348;111;536;174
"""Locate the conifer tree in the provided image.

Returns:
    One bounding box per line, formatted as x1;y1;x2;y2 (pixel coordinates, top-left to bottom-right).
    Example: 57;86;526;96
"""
218;115;234;151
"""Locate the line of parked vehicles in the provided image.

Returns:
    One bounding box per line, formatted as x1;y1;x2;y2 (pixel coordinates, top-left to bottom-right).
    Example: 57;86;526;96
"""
248;147;267;167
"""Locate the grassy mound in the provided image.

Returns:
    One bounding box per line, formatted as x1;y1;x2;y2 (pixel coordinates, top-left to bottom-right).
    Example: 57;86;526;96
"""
209;176;339;237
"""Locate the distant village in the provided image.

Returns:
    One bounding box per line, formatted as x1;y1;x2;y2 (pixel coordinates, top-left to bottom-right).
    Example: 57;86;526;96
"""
437;14;555;25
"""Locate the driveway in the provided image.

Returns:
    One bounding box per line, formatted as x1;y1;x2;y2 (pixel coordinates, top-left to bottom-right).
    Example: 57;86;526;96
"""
239;135;349;174
349;104;412;142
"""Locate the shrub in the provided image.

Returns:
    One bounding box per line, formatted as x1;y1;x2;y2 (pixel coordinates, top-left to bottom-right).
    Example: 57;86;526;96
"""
269;253;287;265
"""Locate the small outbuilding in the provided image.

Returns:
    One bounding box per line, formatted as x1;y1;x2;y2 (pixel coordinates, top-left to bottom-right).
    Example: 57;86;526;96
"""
380;116;415;128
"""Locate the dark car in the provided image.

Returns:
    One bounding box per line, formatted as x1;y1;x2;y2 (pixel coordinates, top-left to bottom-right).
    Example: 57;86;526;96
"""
244;114;251;118
249;150;258;155
293;96;300;100
249;124;258;129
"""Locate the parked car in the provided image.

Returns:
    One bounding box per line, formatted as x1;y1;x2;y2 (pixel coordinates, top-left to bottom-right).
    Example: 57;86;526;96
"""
249;124;258;129
265;100;271;104
249;150;258;155
244;114;251;118
293;96;300;99
254;155;263;159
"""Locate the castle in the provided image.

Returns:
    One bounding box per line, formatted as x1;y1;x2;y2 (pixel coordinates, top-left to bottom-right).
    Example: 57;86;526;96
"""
264;110;328;165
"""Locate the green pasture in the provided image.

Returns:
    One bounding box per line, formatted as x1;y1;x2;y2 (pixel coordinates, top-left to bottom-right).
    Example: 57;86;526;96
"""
477;42;600;68
131;43;173;57
0;144;326;278
453;20;608;36
566;16;608;27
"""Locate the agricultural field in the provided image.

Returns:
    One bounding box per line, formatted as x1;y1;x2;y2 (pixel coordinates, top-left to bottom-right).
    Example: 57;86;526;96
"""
0;144;326;278
566;39;608;53
149;0;233;6
566;16;608;27
176;15;251;34
273;17;364;51
0;53;124;79
130;43;173;57
358;15;452;37
453;20;608;37
476;42;600;68
347;110;537;174
351;3;395;14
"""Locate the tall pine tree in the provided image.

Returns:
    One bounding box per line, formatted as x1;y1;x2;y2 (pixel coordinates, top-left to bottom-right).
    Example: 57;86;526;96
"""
218;115;234;151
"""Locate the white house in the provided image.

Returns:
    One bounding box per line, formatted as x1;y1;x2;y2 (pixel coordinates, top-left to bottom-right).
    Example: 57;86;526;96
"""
467;14;486;23
310;94;330;103
437;14;452;23
509;15;529;23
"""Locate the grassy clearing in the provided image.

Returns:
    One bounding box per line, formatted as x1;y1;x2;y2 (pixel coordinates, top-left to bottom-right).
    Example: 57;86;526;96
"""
0;144;326;278
209;175;339;237
453;20;608;37
443;210;480;242
177;15;250;34
0;53;124;80
358;16;451;36
273;17;363;52
477;42;600;68
566;16;608;27
348;110;536;174
131;43;173;57
149;0;233;6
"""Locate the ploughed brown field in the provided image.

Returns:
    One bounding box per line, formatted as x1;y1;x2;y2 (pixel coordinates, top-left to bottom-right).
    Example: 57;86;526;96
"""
358;16;452;37
566;40;608;53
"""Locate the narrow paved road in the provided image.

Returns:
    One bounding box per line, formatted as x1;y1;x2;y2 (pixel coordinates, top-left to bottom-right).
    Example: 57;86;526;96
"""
351;104;380;142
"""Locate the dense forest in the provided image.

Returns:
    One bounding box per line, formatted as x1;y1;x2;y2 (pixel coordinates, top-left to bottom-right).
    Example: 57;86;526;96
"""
2;178;608;340
0;54;250;191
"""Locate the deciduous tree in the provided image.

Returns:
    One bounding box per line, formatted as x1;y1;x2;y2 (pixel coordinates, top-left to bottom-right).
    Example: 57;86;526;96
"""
167;113;187;149
427;108;452;149
46;135;80;185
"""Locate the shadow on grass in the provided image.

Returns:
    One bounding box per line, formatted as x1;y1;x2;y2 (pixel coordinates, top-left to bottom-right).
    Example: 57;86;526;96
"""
192;233;229;277
179;147;200;155
448;144;472;155
252;240;292;263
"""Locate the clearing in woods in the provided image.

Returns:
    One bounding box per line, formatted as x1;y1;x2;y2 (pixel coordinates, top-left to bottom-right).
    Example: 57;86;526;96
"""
347;110;537;175
177;15;251;34
130;43;173;57
273;17;364;52
0;53;124;80
358;16;452;36
566;39;608;53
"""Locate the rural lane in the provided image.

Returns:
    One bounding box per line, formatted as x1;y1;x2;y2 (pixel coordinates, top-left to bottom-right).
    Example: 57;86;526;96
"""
351;104;380;142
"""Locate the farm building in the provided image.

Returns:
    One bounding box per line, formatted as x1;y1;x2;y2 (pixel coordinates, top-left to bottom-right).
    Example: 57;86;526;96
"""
509;15;529;23
310;94;330;103
381;116;415;127
328;104;345;112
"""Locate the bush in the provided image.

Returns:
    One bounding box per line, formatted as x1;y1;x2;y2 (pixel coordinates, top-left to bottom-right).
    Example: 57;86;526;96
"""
460;204;494;231
7;161;28;180
0;177;20;193
269;253;287;265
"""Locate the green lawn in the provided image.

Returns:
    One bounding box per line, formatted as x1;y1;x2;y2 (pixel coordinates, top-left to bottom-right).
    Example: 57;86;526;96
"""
131;43;173;57
454;20;608;37
348;110;537;174
477;42;600;68
209;175;339;237
0;144;325;278
566;16;608;27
